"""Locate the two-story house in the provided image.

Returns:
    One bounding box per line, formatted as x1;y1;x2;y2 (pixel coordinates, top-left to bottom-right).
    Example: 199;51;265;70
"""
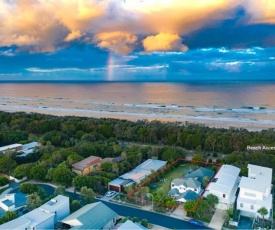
237;164;273;220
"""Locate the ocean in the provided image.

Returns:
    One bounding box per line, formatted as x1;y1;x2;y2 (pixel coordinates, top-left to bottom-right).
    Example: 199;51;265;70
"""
0;81;275;129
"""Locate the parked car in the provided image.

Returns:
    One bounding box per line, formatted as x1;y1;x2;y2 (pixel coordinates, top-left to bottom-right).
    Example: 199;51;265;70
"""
106;191;116;197
189;219;204;227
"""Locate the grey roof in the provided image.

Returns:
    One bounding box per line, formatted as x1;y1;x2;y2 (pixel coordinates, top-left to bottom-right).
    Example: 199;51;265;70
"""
168;188;179;196
72;155;101;171
172;178;184;186
118;220;148;230
62;202;117;229
22;142;39;150
172;178;201;189
182;178;201;189
177;190;199;201
184;167;214;183
0;216;30;229
136;159;167;172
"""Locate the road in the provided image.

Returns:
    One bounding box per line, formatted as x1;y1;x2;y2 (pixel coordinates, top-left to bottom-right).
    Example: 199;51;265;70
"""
9;184;209;229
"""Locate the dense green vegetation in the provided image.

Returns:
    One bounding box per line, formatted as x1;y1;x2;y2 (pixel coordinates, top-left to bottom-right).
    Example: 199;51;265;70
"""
0;111;274;191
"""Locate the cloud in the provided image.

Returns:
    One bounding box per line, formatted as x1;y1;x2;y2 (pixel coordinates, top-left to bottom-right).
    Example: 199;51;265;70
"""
142;33;188;53
244;0;275;24
64;31;83;42
1;0;275;54
93;31;138;54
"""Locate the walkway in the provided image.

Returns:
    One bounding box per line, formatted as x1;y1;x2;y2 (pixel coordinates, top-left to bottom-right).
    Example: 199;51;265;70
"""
208;208;227;230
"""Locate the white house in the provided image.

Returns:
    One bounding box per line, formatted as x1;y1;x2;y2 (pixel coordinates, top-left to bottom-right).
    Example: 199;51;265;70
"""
0;144;22;154
62;202;118;229
17;142;40;157
204;165;240;210
237;164;273;220
0;193;27;212
0;195;70;230
170;178;202;194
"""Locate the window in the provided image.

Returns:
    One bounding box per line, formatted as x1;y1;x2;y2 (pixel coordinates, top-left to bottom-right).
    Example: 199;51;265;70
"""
251;205;254;210
223;194;226;198
240;203;243;208
55;211;57;218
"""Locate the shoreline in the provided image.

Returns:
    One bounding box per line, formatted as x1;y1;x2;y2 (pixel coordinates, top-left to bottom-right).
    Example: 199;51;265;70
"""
1;105;274;131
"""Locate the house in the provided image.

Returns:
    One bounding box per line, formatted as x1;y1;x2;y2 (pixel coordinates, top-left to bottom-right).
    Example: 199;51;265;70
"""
237;164;273;220
62;202;118;229
108;178;135;193
168;178;201;202
72;155;102;175
184;167;215;183
0;144;22;154
170;178;202;194
0;195;70;230
0;193;27;212
204;165;240;210
17;142;40;157
108;159;167;192
168;167;214;203
168;189;199;203
115;220;148;230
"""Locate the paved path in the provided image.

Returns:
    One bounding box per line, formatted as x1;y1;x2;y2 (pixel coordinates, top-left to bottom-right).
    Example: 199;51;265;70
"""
209;208;227;230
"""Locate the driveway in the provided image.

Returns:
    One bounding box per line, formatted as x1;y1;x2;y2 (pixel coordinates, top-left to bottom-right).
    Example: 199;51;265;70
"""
208;208;227;230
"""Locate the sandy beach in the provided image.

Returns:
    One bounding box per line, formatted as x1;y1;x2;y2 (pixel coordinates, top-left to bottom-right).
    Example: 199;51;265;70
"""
1;99;275;131
1;83;275;131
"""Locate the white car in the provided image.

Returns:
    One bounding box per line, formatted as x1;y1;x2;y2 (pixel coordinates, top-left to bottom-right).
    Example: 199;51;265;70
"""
106;191;116;197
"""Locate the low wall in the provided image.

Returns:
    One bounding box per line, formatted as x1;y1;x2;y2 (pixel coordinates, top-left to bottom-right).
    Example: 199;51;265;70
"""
9;176;27;183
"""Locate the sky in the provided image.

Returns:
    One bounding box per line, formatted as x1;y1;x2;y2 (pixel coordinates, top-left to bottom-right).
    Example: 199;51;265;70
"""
1;0;275;81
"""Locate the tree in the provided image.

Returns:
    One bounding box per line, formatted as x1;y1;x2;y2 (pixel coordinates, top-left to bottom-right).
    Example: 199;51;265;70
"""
14;163;33;179
70;200;82;212
30;165;47;180
80;186;95;204
183;200;197;217
26;193;42;211
141;219;149;227
53;165;74;187
132;217;139;223
37;187;48;201
20;183;38;194
257;207;268;222
192;154;205;162
202;176;210;188
0;176;9;186
0;211;18;224
54;185;66;196
206;194;219;212
0;156;17;173
73;175;94;190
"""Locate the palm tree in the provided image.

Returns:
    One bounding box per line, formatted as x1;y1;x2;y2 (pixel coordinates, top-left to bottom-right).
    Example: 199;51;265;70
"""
257;207;268;222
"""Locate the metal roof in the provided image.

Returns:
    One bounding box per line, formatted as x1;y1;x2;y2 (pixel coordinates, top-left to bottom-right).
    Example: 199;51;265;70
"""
184;167;214;183
62;202;117;230
118;220;148;230
0;144;22;152
177;190;199;201
72;156;101;171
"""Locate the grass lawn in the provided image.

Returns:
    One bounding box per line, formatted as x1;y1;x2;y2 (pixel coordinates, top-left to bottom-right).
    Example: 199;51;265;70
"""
150;163;196;194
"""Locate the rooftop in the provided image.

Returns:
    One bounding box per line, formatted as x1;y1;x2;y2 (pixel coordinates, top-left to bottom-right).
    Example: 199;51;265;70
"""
62;202;117;230
22;142;39;150
72;155;101;171
0;144;22;152
177;190;199;201
117;220;148;230
206;165;240;195
39;195;69;212
184;167;215;183
239;164;272;193
136;159;167;172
